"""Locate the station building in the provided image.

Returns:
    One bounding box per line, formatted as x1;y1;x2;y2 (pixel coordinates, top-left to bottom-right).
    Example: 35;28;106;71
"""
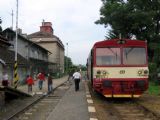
28;21;65;74
2;28;51;84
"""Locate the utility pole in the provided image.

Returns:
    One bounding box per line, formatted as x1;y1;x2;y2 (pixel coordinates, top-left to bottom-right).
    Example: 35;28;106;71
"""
11;9;14;30
13;0;19;88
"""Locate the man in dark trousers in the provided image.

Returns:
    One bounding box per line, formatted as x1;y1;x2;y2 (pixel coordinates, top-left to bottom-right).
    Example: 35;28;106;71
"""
37;72;45;90
73;69;81;91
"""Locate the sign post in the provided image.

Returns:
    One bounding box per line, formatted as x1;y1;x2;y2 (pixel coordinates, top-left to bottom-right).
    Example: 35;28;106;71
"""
13;0;19;88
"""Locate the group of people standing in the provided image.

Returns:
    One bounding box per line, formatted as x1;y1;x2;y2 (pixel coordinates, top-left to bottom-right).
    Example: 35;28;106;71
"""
1;71;53;93
1;69;84;94
26;72;53;93
27;69;82;93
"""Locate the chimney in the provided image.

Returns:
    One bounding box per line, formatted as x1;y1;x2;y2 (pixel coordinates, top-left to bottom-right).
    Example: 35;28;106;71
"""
40;20;54;34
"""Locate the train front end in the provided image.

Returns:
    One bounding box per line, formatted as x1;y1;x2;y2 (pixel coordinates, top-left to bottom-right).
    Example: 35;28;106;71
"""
92;39;149;98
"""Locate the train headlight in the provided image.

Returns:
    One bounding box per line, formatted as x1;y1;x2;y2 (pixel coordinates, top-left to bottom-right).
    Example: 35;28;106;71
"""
144;70;149;75
138;70;143;75
102;70;107;75
96;70;109;78
97;70;101;74
137;69;149;76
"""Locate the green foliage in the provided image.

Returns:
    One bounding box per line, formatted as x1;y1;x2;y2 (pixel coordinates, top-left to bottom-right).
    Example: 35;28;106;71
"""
96;0;131;38
81;65;87;71
64;56;87;74
149;42;160;65
149;62;157;72
149;62;157;80
64;56;73;72
148;81;160;95
96;0;155;39
96;0;160;41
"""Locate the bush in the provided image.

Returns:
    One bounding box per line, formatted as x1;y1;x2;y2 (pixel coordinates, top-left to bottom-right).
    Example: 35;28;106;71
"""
149;62;157;82
148;81;160;95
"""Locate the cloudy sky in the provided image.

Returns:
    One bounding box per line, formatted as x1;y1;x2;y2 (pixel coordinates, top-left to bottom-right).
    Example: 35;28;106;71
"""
1;0;108;65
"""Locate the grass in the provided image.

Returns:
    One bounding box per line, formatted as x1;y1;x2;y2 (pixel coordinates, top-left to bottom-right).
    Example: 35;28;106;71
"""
148;81;160;95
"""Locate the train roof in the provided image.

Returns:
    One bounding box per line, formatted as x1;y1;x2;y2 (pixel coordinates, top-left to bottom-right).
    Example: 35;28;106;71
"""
93;39;147;48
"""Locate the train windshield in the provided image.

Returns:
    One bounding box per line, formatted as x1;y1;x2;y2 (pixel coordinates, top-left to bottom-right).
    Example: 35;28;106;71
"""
96;48;121;65
123;47;146;65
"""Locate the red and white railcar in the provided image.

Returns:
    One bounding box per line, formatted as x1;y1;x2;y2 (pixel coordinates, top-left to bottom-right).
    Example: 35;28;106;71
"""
87;39;149;98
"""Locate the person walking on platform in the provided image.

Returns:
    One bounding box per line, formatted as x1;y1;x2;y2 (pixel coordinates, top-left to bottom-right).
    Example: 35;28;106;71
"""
26;75;34;93
73;69;81;91
37;72;45;90
2;71;9;87
47;73;53;93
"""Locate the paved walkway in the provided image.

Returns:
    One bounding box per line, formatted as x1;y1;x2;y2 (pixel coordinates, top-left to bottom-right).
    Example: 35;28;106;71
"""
17;76;68;95
47;80;90;120
18;76;98;120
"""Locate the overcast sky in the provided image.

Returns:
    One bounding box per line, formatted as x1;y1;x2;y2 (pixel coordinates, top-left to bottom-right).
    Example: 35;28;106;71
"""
1;0;108;65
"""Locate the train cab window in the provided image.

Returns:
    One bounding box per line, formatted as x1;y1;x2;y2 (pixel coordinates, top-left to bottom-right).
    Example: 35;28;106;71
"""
96;48;121;65
123;47;146;65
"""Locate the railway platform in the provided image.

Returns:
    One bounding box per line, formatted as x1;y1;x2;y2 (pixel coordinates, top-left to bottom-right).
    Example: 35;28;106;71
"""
0;76;68;108
18;75;95;120
47;79;90;120
1;76;97;120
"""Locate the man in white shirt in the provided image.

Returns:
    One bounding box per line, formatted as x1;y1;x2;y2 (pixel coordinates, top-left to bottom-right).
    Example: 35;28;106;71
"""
72;70;81;91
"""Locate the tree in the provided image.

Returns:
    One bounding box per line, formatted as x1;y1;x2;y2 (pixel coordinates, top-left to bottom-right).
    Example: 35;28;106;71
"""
64;56;73;73
95;0;132;38
96;0;160;79
95;0;154;40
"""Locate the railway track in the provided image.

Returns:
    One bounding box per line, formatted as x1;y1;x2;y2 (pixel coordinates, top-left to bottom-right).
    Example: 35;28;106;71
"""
89;85;160;120
4;81;70;120
109;101;159;120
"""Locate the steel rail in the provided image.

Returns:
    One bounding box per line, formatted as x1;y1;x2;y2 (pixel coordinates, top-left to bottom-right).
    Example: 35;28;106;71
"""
6;81;67;120
134;99;160;119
